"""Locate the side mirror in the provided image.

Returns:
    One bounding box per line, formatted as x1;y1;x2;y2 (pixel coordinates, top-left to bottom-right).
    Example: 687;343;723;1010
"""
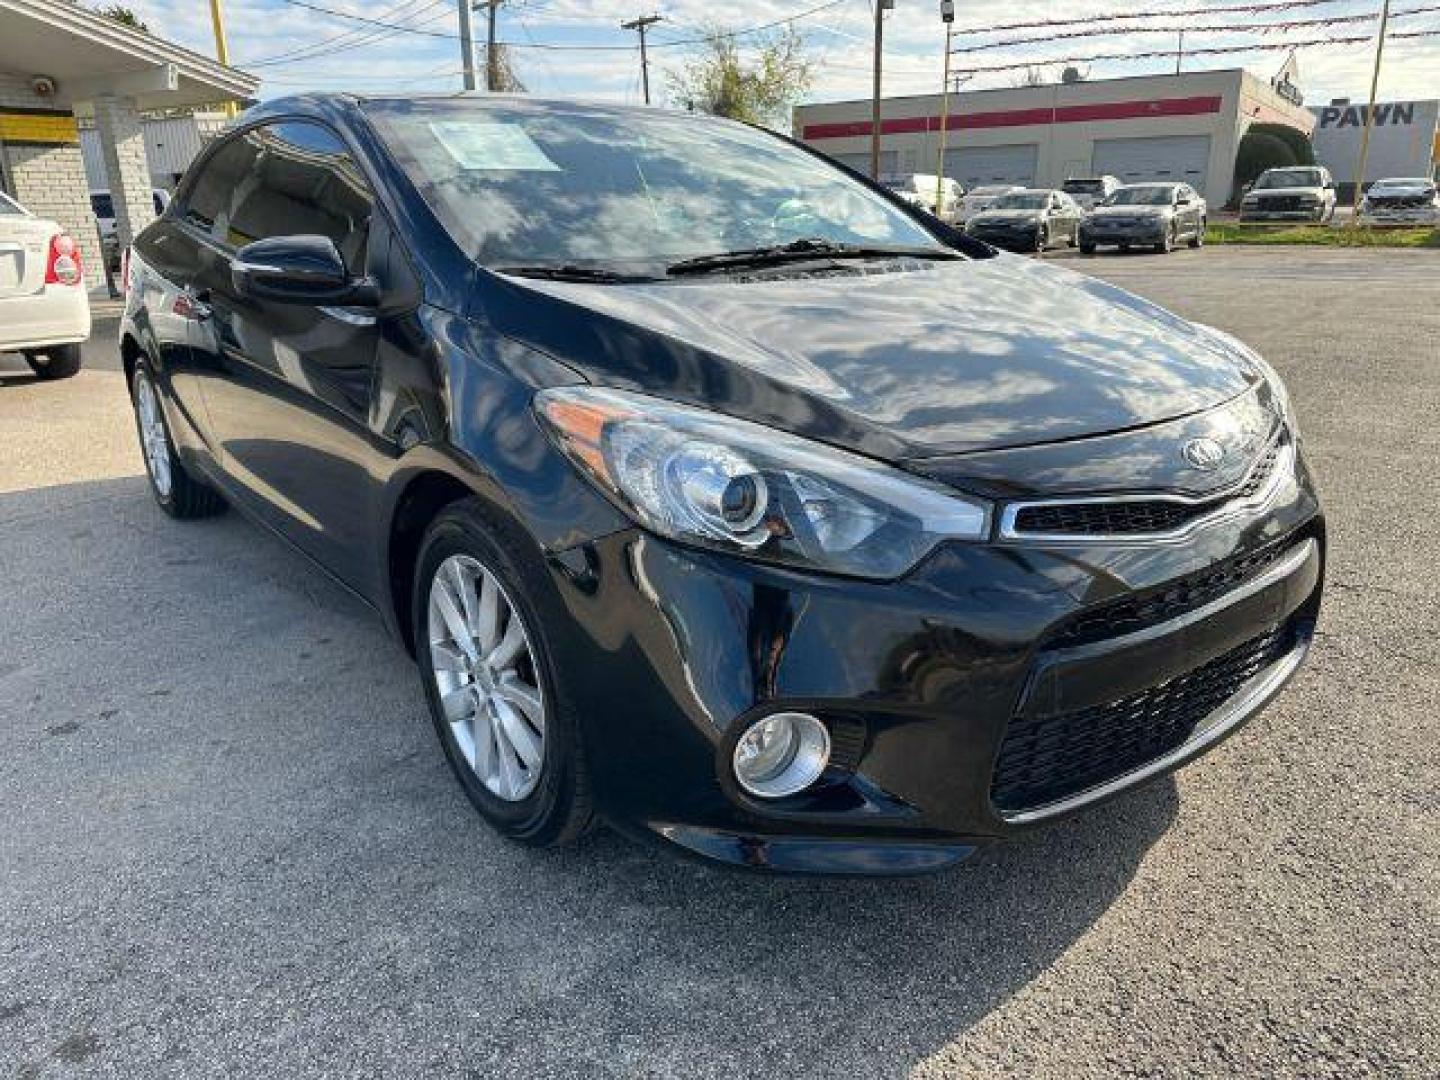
1176;195;1191;205
232;235;379;306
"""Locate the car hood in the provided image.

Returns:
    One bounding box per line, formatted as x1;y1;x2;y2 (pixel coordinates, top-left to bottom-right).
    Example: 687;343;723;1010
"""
1252;187;1324;198
482;255;1262;460
1367;185;1436;199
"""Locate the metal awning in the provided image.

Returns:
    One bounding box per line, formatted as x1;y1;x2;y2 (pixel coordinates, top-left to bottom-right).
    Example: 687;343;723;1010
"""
0;0;258;111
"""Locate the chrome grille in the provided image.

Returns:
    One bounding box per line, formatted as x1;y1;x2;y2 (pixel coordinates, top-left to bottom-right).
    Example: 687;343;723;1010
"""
1005;439;1285;540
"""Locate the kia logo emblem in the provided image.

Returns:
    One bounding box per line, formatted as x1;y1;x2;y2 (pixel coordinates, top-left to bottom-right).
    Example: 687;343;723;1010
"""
1182;437;1226;471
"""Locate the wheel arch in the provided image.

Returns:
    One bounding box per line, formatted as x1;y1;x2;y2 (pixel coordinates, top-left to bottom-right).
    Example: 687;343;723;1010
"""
120;331;143;389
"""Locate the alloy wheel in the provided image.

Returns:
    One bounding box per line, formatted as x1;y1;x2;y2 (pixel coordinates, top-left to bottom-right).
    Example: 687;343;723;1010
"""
427;554;546;802
134;373;172;499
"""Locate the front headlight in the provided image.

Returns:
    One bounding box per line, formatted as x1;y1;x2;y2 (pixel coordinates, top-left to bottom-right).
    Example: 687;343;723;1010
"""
536;387;990;579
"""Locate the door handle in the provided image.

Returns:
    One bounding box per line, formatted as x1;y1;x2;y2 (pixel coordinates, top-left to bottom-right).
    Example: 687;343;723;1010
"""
174;287;212;321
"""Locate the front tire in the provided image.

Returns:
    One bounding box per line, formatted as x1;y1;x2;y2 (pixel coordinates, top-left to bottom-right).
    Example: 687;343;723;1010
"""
130;363;226;519
26;343;82;380
1157;224;1176;254
1189;218;1206;248
413;499;592;848
1079;241;1097;255
1034;225;1049;254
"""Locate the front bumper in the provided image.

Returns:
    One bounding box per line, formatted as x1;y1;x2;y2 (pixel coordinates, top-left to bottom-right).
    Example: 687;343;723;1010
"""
1079;220;1167;245
544;449;1325;874
965;224;1041;251
1239;206;1326;222
1359;207;1440;227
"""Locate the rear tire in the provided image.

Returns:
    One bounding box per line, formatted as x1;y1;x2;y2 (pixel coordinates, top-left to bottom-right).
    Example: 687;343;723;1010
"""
130;362;226;519
413;499;593;848
26;343;82;380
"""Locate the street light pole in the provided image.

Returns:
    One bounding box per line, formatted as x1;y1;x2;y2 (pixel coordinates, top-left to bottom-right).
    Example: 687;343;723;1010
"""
934;1;955;216
1351;0;1392;225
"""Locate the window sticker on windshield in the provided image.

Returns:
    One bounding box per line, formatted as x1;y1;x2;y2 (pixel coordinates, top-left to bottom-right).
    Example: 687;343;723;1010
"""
428;121;560;172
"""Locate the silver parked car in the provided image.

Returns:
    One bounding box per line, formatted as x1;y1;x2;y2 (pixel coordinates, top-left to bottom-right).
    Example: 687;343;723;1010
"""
1079;183;1208;255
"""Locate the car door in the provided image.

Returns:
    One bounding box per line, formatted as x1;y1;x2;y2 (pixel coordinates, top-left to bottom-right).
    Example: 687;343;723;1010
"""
183;119;383;592
1052;192;1080;242
1176;186;1199;236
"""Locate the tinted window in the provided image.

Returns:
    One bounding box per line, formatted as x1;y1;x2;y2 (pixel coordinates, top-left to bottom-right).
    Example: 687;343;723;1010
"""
228;122;373;271
364;98;943;271
181;135;259;238
91;193;114;218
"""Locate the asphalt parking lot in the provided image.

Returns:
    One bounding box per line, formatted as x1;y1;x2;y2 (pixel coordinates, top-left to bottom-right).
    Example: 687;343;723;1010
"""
2;246;1436;1078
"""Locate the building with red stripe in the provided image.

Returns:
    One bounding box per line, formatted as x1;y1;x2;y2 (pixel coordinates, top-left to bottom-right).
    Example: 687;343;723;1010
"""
794;68;1315;203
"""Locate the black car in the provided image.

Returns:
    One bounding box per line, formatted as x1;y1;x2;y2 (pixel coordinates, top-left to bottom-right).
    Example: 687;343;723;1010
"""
118;94;1324;875
963;189;1084;252
1079;183;1208;254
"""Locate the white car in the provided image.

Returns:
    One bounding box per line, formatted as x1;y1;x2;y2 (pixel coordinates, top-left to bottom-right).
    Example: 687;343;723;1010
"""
1061;175;1122;212
956;184;1025;224
0;190;90;379
881;173;963;224
1359;177;1440;226
91;187;170;270
1239;166;1337;223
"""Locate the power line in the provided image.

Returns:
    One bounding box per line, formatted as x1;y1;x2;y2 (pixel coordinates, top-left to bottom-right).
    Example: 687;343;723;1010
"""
950;27;1440;74
266;0;850;52
950;4;1440;54
953;0;1357;37
245;0;443;66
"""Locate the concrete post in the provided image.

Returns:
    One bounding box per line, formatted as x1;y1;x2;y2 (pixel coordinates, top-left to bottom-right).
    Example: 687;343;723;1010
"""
92;93;155;250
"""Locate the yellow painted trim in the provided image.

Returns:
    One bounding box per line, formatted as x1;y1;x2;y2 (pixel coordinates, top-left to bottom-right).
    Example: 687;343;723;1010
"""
0;112;80;145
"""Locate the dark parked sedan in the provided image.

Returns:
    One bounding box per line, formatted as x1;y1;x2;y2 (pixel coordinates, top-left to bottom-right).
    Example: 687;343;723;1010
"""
118;94;1323;875
963;189;1083;252
1079;182;1208;254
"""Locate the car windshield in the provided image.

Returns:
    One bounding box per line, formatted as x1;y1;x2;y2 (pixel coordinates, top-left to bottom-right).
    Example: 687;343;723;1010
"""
364;99;947;271
1256;169;1323;189
991;193;1048;209
1373;178;1434;191
1106;186;1176;206
1063;180;1105;195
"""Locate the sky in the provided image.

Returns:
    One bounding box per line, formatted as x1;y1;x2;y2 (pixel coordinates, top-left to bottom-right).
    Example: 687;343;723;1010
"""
124;0;1440;111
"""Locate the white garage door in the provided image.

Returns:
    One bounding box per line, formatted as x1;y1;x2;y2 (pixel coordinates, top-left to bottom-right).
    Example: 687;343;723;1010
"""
944;144;1039;188
824;150;898;176
1091;135;1212;194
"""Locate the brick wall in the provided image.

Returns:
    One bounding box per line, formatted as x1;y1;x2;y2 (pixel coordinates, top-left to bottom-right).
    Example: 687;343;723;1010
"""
0;71;105;284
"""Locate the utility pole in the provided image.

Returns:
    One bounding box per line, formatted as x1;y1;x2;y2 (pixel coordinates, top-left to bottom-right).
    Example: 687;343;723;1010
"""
457;0;477;90
870;0;892;179
621;14;663;104
934;1;955;215
1351;0;1391;224
208;0;237;117
1175;29;1185;74
485;0;501;92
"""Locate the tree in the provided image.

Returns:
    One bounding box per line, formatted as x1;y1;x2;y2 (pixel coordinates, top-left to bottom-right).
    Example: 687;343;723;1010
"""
92;3;148;31
1012;65;1048;87
666;25;812;128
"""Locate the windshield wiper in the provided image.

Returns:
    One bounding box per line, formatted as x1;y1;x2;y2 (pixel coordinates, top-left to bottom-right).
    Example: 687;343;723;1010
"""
494;264;660;284
666;238;960;277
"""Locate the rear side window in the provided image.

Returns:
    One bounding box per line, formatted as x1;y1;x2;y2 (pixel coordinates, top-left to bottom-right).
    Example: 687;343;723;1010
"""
228;122;374;272
181;135;259;238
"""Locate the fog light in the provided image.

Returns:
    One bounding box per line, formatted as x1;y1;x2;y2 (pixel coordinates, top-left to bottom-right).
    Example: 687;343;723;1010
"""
732;712;830;798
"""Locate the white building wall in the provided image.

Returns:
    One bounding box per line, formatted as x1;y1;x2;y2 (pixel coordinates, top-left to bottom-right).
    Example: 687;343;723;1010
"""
0;71;104;280
80;112;225;191
795;69;1315;203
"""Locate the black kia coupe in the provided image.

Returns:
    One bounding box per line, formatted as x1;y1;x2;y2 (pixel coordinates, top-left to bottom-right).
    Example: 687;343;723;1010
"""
118;95;1324;874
